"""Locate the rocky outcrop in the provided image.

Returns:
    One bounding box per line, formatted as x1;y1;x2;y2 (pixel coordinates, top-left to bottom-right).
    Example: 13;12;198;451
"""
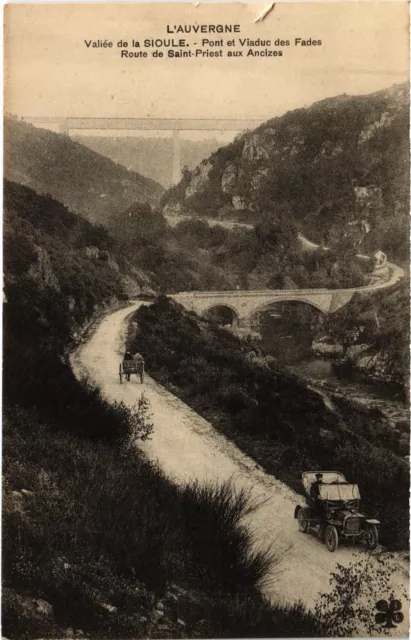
129;265;151;285
353;185;383;216
221;163;237;194
121;276;141;297
313;339;404;386
83;246;100;260
232;195;247;210
163;202;182;215
26;243;147;331
162;83;409;261
185;161;213;198
358;111;394;144
345;346;401;384
28;246;60;291
312;341;344;357
242;134;270;161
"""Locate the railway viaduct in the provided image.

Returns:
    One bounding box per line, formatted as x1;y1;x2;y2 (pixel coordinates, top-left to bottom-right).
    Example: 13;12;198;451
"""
23;116;264;185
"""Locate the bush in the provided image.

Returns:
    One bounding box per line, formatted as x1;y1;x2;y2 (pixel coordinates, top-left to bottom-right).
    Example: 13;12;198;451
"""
175;481;275;594
315;551;409;636
3;330;151;447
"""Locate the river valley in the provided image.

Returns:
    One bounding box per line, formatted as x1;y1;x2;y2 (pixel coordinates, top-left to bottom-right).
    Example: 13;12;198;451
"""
258;312;409;436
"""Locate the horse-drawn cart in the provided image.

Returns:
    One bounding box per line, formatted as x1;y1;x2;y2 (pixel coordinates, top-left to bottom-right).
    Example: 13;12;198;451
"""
119;356;145;384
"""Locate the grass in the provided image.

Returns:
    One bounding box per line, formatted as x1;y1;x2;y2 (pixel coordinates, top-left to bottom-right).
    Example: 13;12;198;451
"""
3;399;324;638
173;481;276;594
2;406;271;596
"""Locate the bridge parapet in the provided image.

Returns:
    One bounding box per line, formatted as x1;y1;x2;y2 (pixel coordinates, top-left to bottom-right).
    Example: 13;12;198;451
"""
169;263;405;325
169;261;404;325
171;290;340;319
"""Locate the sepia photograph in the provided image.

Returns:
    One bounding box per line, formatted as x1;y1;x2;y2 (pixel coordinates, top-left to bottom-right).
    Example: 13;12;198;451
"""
2;2;410;638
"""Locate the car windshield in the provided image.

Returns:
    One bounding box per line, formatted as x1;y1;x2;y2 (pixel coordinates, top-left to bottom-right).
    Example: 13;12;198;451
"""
302;471;347;495
319;484;360;501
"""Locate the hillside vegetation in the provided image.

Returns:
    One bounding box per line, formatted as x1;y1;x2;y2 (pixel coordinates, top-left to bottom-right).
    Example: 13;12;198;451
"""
3;175;370;298
106;205;367;293
3;180;324;638
107;201;232;292
323;280;410;387
168;215;369;290
3;179;159;343
163;83;409;263
3;180;230;302
4;116;164;226
130;297;409;551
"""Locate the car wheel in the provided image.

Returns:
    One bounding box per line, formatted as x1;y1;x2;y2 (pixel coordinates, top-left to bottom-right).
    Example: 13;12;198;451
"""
367;524;379;550
325;525;339;552
297;508;309;533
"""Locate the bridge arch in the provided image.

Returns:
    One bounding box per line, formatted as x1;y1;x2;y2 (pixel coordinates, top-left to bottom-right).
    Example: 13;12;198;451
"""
250;296;329;319
202;303;240;326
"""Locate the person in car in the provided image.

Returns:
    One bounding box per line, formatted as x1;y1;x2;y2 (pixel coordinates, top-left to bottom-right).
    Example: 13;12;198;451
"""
124;351;133;361
310;473;326;537
310;473;324;501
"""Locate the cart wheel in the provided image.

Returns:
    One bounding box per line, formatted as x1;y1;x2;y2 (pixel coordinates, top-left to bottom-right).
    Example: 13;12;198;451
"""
119;364;123;384
325;525;339;552
366;524;379;550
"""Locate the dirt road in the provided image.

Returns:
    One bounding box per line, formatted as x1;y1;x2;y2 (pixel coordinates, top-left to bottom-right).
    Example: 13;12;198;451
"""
71;302;409;627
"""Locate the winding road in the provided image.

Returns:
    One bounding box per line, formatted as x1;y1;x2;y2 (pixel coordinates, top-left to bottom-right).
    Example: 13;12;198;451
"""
70;303;409;633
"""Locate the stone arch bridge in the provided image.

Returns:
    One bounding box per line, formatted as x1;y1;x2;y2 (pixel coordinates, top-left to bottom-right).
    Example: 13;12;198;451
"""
169;262;404;327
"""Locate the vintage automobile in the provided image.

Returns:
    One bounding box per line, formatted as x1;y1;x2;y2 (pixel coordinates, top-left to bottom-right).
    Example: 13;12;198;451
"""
294;471;380;552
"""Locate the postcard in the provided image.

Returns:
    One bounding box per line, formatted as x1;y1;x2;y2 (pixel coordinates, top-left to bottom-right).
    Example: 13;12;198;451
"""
3;2;410;638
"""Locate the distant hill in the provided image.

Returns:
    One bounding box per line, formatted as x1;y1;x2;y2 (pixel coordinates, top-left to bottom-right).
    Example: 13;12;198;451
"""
74;135;224;188
4;117;164;226
163;83;409;262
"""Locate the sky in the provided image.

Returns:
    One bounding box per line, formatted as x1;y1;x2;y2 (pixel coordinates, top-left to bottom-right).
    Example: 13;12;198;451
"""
4;2;409;141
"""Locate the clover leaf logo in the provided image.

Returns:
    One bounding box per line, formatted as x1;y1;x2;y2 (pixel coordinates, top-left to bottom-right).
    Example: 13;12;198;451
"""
375;599;404;629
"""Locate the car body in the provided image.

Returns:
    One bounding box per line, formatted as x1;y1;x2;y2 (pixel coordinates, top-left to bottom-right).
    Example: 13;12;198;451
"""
294;471;380;552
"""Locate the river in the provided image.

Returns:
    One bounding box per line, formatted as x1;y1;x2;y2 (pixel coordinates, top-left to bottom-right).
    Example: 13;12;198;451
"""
258;315;409;429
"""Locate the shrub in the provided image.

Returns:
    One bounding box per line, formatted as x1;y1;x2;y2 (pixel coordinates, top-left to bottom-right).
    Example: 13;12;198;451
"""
315;551;409;637
175;481;276;594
